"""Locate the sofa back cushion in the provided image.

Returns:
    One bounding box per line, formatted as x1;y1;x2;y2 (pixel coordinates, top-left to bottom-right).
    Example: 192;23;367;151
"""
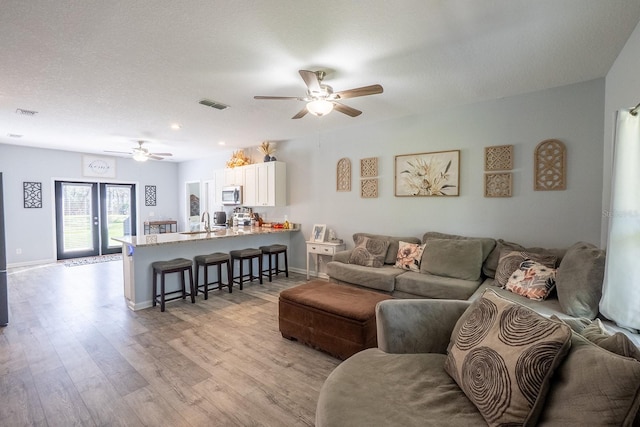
483;239;566;279
348;236;389;268
422;232;496;262
353;233;420;265
555;241;605;320
445;289;572;427
495;250;557;288
421;238;483;281
537;332;640;426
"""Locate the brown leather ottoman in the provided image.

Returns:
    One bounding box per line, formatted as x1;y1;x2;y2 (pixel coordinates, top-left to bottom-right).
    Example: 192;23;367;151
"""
279;280;393;360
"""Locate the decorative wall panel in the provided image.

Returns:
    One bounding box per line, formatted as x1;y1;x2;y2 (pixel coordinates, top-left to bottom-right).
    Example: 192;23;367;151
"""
484;173;512;197
337;158;351;191
534;139;566;191
485;145;514;171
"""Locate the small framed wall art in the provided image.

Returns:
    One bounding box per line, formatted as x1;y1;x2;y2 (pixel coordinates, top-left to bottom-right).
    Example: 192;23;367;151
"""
145;185;157;206
485;145;514;171
395;150;460;196
311;224;326;242
484;173;513;197
24;181;42;208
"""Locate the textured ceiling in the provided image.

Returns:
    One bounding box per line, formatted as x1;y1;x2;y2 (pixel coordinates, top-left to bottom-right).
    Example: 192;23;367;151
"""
1;0;639;162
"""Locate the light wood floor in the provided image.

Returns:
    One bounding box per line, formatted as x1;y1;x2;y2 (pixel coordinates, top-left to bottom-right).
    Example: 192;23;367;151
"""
1;260;340;426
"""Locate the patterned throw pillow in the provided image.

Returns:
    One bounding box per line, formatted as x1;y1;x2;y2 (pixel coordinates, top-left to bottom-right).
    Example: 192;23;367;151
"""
348;236;389;268
444;289;572;427
505;260;557;300
394;241;426;272
495;250;557;288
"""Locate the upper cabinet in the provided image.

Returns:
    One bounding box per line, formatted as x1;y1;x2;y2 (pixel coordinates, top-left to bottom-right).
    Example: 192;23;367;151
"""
218;162;286;207
224;167;244;186
255;161;286;207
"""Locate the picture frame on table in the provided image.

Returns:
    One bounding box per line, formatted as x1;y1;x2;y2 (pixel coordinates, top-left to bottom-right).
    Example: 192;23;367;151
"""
311;224;326;242
394;149;460;196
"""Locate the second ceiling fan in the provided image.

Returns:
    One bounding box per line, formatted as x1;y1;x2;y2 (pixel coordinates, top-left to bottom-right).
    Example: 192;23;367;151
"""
254;70;383;119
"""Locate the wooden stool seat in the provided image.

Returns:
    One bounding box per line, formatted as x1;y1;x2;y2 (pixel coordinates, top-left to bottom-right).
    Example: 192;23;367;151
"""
259;244;289;282
152;258;195;312
230;248;263;290
194;252;232;299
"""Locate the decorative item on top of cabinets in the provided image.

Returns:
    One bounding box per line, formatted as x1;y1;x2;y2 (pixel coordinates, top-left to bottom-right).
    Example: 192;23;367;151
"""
337;158;351;191
226;149;252;168
258;141;277;162
534;139;566;191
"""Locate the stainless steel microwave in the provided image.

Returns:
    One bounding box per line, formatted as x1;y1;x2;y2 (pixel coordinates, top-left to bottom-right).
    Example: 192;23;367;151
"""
221;185;242;205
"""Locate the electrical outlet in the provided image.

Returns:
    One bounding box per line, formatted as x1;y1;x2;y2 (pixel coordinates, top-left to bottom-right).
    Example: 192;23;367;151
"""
16;248;21;254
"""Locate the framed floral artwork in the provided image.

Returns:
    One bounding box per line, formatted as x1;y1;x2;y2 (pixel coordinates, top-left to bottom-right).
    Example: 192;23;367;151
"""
395;150;460;196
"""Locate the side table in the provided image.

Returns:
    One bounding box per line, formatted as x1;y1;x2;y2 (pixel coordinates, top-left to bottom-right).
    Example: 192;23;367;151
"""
306;241;346;280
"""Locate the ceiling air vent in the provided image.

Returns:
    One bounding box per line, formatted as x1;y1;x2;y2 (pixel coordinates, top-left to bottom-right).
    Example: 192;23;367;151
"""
15;108;38;116
199;99;229;110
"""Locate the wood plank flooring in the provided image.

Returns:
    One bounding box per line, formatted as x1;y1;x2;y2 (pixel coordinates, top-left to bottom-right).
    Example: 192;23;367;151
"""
1;260;340;426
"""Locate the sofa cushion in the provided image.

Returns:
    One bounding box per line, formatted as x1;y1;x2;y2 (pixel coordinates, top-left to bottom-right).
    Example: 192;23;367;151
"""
422;231;496;262
505;260;556;301
349;236;389;268
395;271;482;300
421;238;483;281
316;349;485;427
394;241;426;272
495;250;557;288
537;332;640;426
580;319;640;362
445;289;572;427
353;233;421;265
326;262;404;293
555;241;605;320
483;239;566;279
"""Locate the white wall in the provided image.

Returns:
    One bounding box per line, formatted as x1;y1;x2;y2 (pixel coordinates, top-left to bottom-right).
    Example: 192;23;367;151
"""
274;79;605;271
0;144;179;266
602;19;640;246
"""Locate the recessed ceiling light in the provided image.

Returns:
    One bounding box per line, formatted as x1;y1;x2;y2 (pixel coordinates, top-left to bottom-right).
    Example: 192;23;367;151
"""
170;123;181;130
218;141;226;146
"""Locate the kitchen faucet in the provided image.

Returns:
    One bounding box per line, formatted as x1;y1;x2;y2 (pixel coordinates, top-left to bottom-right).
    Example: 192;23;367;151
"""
202;211;211;232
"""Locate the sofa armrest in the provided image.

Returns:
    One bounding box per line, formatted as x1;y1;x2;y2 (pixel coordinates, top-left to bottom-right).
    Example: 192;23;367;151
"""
376;299;471;354
332;249;352;263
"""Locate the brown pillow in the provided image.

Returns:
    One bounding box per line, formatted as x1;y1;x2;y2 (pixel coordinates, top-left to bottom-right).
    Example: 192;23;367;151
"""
445;289;572;426
538;332;640;425
348;236;389;268
495;250;557;288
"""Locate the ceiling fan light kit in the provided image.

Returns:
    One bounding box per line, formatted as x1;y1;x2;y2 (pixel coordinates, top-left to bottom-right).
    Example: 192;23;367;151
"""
133;151;149;162
254;69;383;119
105;140;173;162
307;99;334;116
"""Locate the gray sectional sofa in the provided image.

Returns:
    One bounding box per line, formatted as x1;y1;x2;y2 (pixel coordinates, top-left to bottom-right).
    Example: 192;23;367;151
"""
326;231;622;333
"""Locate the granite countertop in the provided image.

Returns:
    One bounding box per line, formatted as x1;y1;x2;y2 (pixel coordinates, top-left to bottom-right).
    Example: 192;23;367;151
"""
112;225;300;247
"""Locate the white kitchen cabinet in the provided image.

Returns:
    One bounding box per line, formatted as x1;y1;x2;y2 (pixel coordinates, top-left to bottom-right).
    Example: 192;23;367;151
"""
254;161;286;207
243;164;257;206
223;167;244;186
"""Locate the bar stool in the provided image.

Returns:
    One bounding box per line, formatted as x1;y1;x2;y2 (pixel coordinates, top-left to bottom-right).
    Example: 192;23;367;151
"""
194;252;232;299
259;244;289;282
151;258;195;312
229;248;263;290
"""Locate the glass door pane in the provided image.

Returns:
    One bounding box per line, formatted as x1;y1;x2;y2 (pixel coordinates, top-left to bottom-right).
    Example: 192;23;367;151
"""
101;183;136;254
55;181;99;259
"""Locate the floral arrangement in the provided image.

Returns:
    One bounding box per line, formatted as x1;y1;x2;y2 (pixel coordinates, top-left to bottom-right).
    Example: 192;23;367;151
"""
257;141;276;156
226;150;252;168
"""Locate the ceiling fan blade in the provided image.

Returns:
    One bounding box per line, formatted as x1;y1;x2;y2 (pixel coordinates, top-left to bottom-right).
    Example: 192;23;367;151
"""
148;155;164;160
104;150;132;155
334;84;383;99
292;107;308;119
150;152;172;156
254;96;305;101
299;70;321;94
333;102;362;117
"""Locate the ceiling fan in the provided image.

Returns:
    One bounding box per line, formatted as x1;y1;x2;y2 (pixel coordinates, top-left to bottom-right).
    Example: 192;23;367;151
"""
105;141;173;162
254;70;383;119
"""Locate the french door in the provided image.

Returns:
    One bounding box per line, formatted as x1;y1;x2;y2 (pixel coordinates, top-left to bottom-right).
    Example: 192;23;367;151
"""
55;181;136;260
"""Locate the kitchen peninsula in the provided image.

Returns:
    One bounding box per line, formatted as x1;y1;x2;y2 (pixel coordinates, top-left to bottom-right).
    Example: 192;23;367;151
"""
113;225;299;311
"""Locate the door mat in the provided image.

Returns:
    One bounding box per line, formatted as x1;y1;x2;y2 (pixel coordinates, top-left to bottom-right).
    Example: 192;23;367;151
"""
62;254;123;267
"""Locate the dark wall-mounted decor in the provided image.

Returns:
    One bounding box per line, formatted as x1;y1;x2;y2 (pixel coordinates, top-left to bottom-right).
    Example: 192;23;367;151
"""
24;182;42;208
145;185;157;206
